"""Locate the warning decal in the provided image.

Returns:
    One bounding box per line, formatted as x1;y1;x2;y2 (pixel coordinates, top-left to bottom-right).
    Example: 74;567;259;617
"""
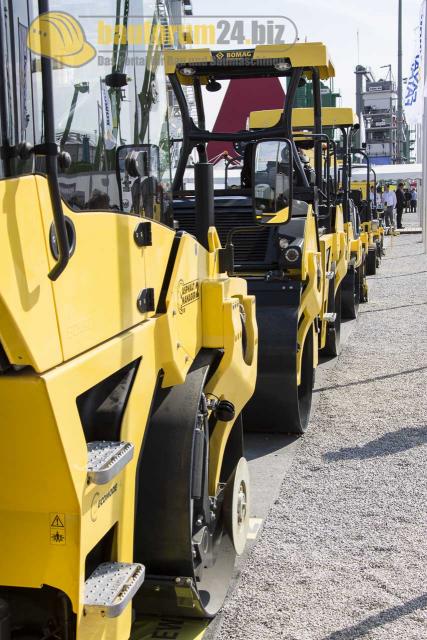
51;514;64;528
50;512;66;545
132;617;208;640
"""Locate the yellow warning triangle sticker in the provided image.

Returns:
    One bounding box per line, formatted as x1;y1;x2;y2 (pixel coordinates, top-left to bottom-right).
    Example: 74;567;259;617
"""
51;514;64;528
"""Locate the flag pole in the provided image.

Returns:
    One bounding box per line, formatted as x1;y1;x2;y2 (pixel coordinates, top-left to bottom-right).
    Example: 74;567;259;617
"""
397;0;404;163
423;0;427;249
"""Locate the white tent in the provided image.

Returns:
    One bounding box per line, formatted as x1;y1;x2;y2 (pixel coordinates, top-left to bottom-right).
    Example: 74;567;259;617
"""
351;163;422;182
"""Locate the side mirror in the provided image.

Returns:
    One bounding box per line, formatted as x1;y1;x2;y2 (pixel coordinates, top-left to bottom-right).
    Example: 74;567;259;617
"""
116;144;160;217
251;139;293;224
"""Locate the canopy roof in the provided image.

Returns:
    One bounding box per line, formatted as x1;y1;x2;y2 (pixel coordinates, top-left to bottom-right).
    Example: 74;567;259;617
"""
351;163;422;181
249;106;358;129
164;43;335;84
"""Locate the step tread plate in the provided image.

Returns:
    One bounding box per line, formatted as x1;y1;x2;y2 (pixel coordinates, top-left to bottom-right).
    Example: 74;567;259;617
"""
87;441;134;485
323;312;337;324
84;562;145;617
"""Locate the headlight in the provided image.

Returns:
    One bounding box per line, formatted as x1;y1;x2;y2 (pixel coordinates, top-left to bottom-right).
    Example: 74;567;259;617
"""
284;247;301;263
274;61;292;71
279;237;289;249
180;66;195;76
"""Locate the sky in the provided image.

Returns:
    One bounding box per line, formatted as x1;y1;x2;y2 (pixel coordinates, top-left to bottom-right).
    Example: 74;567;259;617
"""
192;0;422;125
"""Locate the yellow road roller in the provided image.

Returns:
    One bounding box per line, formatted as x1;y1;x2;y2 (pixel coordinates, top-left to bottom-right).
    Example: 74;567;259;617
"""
0;1;258;637
274;107;372;314
285;107;370;316
295;107;368;319
351;152;385;276
166;43;339;434
250;106;367;328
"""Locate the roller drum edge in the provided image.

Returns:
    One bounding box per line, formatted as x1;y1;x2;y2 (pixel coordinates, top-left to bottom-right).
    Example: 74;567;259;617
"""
341;264;359;320
133;352;238;618
366;248;377;276
244;281;313;435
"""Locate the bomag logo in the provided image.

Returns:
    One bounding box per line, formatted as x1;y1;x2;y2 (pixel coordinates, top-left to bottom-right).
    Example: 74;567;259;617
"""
178;279;200;314
227;50;253;58
91;483;118;522
215;49;253;60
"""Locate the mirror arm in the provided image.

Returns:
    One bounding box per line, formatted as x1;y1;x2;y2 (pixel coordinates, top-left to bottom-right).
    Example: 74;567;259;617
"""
39;0;71;281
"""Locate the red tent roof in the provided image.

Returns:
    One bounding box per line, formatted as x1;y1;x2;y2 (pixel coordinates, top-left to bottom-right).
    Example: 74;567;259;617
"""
207;78;285;161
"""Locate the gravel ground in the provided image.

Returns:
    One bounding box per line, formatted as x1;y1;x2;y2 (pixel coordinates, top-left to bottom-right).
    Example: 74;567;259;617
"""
215;227;427;639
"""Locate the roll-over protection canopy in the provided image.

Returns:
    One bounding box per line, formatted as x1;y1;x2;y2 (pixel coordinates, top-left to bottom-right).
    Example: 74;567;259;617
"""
164;42;335;84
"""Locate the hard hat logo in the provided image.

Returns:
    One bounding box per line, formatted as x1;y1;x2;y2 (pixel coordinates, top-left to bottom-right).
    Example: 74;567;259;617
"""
27;12;96;68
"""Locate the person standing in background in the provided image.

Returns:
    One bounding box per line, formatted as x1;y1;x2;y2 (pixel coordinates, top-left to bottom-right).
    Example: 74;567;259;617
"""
369;185;376;210
404;188;411;212
382;184;396;233
410;187;417;213
376;186;384;223
395;182;405;230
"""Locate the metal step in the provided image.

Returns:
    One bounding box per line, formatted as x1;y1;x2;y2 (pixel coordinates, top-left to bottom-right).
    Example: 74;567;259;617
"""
84;562;145;617
324;312;337;324
87;441;134;485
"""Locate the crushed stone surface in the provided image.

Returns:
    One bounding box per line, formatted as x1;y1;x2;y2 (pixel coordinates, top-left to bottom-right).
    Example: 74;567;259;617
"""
214;227;427;639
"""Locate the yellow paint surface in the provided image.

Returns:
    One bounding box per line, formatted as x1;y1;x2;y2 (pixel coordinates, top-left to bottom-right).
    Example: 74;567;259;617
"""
132;617;208;640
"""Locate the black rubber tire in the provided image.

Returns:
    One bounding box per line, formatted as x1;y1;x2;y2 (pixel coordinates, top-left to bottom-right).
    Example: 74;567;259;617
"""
243;291;314;435
358;256;368;303
296;326;315;432
322;285;342;358
133;356;239;618
375;242;382;268
341;265;360;320
366;248;377;276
